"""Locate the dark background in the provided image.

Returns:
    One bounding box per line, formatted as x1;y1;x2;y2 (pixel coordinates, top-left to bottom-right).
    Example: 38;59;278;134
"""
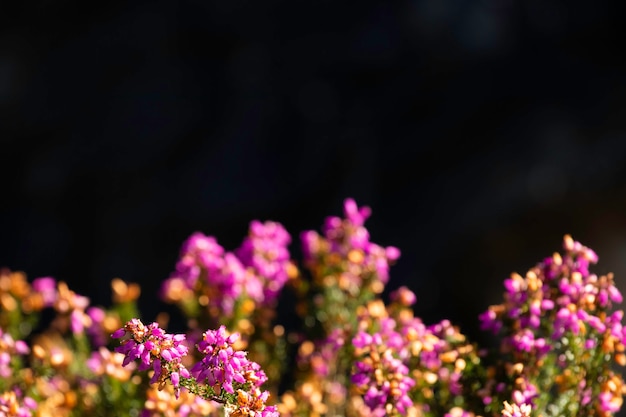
1;0;626;349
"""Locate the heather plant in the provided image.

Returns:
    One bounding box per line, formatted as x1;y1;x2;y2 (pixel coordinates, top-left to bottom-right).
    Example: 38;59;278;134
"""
278;199;401;417
478;235;626;417
350;289;483;417
0;270;145;417
0;198;625;417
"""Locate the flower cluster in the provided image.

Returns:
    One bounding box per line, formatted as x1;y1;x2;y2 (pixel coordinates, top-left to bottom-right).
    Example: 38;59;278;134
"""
276;199;401;417
478;235;626;416
0;270;142;417
112;320;278;417
0;390;37;417
300;198;400;301
0;328;29;378
113;319;190;397
351;327;416;416
350;287;480;417
160;232;248;317
236;221;293;307
161;221;293;314
191;325;268;394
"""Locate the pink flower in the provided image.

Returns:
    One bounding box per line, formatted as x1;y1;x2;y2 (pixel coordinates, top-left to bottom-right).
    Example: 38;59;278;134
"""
113;319;189;398
191;326;267;393
32;276;57;307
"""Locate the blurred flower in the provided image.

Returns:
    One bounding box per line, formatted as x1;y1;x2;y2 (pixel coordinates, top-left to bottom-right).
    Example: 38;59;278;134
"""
236;220;292;307
0;328;29;378
141;384;219;417
87;346;135;381
0;389;37;417
501;401;531;417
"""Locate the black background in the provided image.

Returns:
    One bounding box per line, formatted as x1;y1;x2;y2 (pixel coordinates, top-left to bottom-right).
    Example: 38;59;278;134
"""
2;0;626;351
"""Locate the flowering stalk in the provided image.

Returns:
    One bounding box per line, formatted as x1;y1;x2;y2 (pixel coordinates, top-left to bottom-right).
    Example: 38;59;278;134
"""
113;320;279;417
281;198;400;417
234;220;296;395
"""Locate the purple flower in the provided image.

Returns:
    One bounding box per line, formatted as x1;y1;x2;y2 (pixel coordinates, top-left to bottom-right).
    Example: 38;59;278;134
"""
0;390;37;417
162;228;276;318
31;276;57;307
390;286;417;307
113;319;190;398
236;220;292;306
302;198;400;296
479;308;503;333
352;347;415;415
167;232;225;290
86;306;108;346
599;391;621;413
0;329;30;378
70;309;87;334
191;326;267;393
344;198;371;227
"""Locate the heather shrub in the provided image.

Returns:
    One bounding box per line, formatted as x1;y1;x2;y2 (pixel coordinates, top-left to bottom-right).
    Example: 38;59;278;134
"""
1;199;624;417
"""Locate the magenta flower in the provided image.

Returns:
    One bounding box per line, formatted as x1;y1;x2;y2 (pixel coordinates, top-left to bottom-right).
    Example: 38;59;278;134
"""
0;328;29;378
478;235;626;415
165;232;226;291
301;198;400;291
352;346;415;415
0;390;37;417
113;319;190;398
31;276;57;307
236;220;292;306
191;325;267;393
161;230;268;317
85;306;108;347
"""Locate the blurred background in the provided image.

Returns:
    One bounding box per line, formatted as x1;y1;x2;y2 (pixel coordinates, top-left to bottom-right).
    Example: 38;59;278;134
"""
1;0;626;347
